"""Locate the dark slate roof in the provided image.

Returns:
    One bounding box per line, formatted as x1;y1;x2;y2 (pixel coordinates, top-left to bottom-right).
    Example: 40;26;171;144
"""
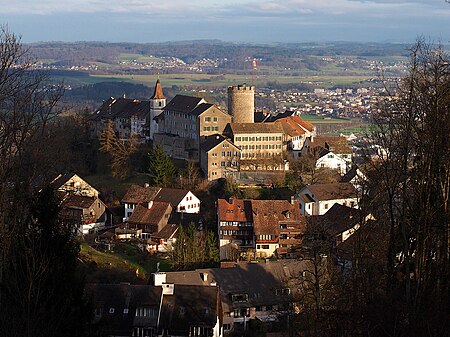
168;212;204;229
163;95;204;113
165;260;309;313
152;188;191;208
92;97;150;121
320;203;364;236
200;134;238;152
341;166;358;183
190;102;214;116
159;285;220;335
85;283;161;336
155;223;179;240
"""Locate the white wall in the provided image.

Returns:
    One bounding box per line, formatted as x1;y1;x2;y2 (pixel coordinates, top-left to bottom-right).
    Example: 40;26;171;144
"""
255;243;278;258
315;152;348;175
176;191;200;214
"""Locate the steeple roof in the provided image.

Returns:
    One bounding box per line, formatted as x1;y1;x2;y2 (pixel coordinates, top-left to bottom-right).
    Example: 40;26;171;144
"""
151;79;165;99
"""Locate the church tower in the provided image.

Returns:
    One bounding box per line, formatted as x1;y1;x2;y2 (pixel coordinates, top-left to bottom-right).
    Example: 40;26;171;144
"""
149;79;166;140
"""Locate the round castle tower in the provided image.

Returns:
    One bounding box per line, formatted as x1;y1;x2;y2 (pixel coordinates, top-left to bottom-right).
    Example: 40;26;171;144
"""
227;84;255;123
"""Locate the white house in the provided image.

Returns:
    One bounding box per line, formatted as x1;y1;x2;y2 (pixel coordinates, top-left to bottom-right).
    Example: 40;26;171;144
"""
121;184;200;222
296;182;358;216
315;149;349;175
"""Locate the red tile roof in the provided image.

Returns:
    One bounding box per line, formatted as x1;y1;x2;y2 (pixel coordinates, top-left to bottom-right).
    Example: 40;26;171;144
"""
251;200;302;236
217;199;253;222
121;185;160;204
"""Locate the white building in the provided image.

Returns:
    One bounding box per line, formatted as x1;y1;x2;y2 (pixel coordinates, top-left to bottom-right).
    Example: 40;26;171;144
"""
296;182;358;216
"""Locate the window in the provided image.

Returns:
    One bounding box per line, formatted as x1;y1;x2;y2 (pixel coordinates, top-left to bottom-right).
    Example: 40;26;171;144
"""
327;154;334;158
123;308;129;314
204;117;211;122
213;117;218;122
261;244;270;249
324;203;329;209
109;308;115;314
221;162;225;167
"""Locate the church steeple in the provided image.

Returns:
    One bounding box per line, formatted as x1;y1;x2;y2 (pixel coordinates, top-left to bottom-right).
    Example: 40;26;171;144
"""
151;79;165;100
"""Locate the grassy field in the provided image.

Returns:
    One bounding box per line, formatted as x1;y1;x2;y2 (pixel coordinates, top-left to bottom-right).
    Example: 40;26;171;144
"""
85;73;372;89
80;241;171;283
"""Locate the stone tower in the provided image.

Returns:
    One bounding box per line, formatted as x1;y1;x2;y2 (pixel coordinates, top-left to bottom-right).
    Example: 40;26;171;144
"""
227;84;255;123
149;79;166;139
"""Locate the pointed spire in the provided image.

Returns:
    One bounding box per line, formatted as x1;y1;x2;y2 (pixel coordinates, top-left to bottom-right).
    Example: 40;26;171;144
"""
151;78;165;100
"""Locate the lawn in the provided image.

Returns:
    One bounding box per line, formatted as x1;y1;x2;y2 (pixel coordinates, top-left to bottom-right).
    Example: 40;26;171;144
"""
79;241;172;283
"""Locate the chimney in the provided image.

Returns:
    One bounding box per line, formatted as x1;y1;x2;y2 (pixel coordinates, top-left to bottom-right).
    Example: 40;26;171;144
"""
162;283;174;295
148;201;153;209
152;272;166;286
290;195;295;205
144;183;150;188
201;272;208;282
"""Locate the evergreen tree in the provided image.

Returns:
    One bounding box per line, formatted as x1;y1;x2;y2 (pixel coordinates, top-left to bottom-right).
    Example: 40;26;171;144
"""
149;144;176;187
0;186;91;337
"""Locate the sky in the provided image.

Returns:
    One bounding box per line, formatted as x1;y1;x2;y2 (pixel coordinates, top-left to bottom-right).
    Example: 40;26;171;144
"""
1;0;449;43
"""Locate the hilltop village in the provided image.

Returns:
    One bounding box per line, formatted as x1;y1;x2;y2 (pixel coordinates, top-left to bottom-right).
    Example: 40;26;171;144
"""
41;79;387;337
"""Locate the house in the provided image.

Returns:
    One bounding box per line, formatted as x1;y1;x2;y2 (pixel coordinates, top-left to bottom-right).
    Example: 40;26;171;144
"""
217;198;305;260
86;276;223;337
315;148;349;175
127;201;173;238
223;122;288;171
121;184;200;222
200;134;241;180
296;182;358;216
341;165;368;192
50;173;99;198
165;260;309;333
274;115;316;158
59;195;107;235
152;223;179;253
302;136;352;171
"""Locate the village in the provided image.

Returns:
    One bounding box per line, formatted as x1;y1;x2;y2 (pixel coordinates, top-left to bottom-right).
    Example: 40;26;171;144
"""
45;78;384;337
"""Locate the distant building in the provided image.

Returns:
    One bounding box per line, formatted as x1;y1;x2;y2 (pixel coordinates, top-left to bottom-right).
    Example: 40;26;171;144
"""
223;122;288;171
154;96;232;160
274;115;316;157
228;84;255;123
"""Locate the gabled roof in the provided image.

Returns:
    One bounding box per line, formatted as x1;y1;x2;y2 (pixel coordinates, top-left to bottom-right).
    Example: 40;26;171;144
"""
121;184;161;204
190;102;214;116
128;202;172;225
303;182;357;201
155;223;179;240
200;134;239;152
228;122;284;134
92;97;150;121
310;136;352;154
217;199;253;222
320;203;363;236
163;95;204;113
165;260;309;312
150;79;165;100
122;185;196;209
275;115;315;136
152;188;192;207
251;200;303;236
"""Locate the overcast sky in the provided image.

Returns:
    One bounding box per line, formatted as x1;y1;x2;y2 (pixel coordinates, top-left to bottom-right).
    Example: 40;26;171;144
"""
1;0;449;43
